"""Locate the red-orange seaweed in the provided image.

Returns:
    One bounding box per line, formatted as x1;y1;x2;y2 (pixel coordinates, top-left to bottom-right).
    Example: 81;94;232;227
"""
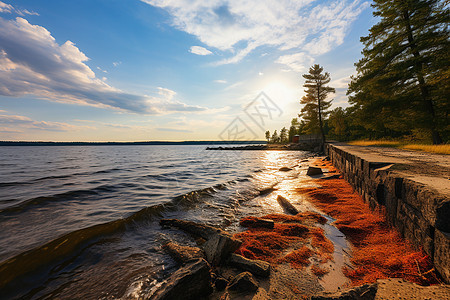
311;264;329;277
298;160;440;286
278;246;314;269
234;212;333;268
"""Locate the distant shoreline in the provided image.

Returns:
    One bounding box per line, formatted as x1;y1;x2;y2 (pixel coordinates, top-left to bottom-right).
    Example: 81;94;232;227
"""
0;140;267;146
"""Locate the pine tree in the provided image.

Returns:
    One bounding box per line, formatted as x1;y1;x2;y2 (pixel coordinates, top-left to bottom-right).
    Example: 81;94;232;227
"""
348;0;449;144
288;118;300;142
300;64;335;147
265;130;271;142
280;127;288;144
271;130;279;144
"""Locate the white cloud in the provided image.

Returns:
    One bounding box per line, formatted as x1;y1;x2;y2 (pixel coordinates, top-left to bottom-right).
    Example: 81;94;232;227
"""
0;113;92;132
275;53;314;73
0;1;13;13
0;1;38;16
214;79;227;84
0;17;206;114
330;76;351;89
112;61;121;67
189;46;213;55
142;0;369;64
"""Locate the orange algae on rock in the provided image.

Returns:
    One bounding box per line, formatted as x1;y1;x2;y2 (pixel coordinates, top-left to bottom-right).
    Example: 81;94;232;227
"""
297;160;440;286
234;212;333;270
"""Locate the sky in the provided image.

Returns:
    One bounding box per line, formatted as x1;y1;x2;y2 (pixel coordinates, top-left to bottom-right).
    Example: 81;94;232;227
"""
0;0;375;142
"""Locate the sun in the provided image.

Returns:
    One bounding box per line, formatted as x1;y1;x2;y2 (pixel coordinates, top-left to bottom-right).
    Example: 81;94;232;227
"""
263;81;298;109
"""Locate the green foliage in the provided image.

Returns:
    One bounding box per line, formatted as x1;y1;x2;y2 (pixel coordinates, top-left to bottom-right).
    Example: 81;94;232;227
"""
265;130;271;142
280;127;288;144
271;130;279;143
348;0;449;144
288;118;300;142
300;64;335;145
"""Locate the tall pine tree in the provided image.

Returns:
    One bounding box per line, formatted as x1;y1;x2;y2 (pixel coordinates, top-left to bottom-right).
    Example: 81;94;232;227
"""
300;64;335;147
348;0;449;144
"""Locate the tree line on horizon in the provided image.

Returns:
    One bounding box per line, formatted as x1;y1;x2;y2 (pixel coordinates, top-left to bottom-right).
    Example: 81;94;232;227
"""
269;0;449;145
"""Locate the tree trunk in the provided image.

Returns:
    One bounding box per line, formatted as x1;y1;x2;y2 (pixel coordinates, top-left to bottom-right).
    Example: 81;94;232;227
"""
402;7;442;144
317;84;325;151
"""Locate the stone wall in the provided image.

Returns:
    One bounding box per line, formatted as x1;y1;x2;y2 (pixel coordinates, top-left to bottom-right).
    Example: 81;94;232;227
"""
325;143;450;283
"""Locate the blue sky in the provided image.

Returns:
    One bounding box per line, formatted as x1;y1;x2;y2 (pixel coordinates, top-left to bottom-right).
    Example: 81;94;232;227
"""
0;0;374;141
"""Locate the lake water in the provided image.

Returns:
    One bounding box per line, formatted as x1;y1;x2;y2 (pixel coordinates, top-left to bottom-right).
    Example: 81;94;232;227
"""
0;145;316;299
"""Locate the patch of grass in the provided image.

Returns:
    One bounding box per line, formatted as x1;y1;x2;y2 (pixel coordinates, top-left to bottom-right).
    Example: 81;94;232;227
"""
348;140;401;147
348;140;449;155
401;144;450;155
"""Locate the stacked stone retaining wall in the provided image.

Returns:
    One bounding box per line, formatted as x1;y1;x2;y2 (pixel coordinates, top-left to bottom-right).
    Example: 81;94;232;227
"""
325;143;450;283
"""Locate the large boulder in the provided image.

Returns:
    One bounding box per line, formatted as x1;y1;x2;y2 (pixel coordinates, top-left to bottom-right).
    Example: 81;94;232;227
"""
228;253;270;277
148;258;213;300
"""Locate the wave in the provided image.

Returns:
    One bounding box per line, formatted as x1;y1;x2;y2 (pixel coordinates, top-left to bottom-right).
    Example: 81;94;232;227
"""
0;182;231;290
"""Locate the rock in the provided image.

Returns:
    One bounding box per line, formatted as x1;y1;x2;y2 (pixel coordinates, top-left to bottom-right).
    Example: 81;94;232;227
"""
227;272;258;293
276;195;299;215
434;229;450;283
160;218;223;239
163;242;205;263
228;253;270;277
307;166;323;176
279;167;292;172
259;187;276;196
239;217;274;229
148;258;213;300
311;283;377;300
160;218;242;266
202;232;242;266
214;277;228;291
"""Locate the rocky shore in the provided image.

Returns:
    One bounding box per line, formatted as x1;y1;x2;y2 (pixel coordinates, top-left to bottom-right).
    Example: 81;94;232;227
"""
143;158;450;300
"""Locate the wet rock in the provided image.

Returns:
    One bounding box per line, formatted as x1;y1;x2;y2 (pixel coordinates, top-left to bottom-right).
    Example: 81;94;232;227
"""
311;283;377;300
148;258;213;300
160;218;223;239
279;167;292;172
227;272;258;293
307;166;323;176
163;242;205;263
202;232;242;266
276;195;299;215
160;218;242;266
214;276;229;291
259;187;276;196
239;217;274;229
228;253;270;277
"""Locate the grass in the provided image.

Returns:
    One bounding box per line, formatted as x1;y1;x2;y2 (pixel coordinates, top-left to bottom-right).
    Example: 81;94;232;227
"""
348;140;450;155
